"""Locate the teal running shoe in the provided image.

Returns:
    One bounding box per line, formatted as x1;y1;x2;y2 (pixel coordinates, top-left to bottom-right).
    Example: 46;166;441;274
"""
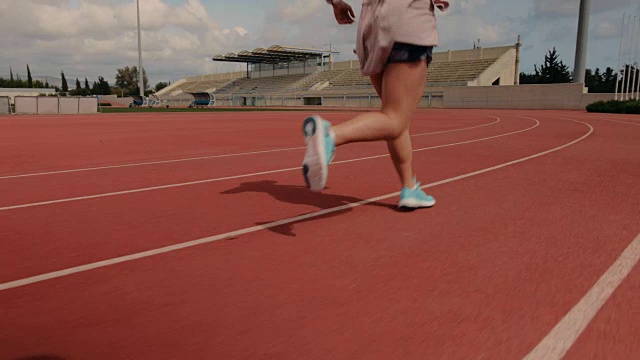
398;180;436;209
302;115;335;191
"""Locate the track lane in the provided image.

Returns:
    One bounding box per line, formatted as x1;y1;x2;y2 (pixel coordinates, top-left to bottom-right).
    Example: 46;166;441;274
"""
0;115;514;208
2;114;638;359
562;261;640;359
0;116;502;180
0;111;485;175
0;115;577;285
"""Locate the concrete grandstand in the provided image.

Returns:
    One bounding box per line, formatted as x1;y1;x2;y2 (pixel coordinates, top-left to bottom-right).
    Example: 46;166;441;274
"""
155;42;612;110
157;43;518;107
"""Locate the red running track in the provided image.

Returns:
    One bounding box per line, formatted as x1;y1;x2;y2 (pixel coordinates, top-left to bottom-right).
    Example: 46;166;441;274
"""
0;109;639;359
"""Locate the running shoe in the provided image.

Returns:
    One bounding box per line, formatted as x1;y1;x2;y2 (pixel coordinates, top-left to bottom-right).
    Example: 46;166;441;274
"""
302;115;335;191
398;180;436;209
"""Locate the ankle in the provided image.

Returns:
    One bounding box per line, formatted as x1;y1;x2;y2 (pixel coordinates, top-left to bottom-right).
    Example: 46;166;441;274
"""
402;178;417;189
329;128;336;143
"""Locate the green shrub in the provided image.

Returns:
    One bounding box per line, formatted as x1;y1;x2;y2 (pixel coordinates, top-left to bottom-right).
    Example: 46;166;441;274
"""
586;100;640;114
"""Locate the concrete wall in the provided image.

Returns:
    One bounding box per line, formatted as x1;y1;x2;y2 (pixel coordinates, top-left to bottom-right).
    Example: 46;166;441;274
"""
432;45;513;62
0;88;57;103
14;96;98;114
37;97;59;114
443;83;612;110
0;96;10;114
184;71;247;82
99;95;133;107
471;48;516;86
258;84;607;110
579;93;616;108
187;84;612;110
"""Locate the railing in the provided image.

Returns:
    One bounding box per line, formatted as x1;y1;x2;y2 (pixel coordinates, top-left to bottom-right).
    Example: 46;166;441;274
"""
199;91;445;108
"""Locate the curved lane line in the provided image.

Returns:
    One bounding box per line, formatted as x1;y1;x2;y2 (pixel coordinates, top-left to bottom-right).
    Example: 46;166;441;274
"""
0;117;538;211
0;117;594;291
0;117;501;180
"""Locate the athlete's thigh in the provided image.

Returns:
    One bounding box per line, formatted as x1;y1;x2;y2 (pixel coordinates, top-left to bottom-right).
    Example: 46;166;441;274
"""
370;72;383;98
381;60;427;121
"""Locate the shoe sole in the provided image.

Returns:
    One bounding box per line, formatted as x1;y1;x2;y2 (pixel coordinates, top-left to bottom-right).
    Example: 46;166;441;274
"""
302;116;328;191
398;198;436;209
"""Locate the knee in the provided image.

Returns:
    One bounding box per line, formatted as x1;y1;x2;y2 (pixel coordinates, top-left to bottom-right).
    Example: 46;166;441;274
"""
384;112;410;138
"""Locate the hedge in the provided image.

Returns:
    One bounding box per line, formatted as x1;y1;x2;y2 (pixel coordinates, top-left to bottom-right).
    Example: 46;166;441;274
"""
586;100;640;114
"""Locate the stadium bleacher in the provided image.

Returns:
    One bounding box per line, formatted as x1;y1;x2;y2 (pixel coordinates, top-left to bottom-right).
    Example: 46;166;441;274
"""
155;44;518;105
214;74;309;94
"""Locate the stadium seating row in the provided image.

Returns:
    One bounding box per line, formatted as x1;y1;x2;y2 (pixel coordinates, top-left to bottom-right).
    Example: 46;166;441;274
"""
161;58;500;99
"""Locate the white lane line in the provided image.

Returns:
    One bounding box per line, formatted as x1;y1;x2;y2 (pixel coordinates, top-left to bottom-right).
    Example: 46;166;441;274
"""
0;117;591;291
0;117;537;211
0;147;306;180
412;117;501;136
524;233;640;360
582;117;640;126
0;117;501;180
581;114;640;122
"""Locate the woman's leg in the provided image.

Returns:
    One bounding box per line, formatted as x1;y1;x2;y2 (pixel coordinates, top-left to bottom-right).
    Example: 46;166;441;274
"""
331;62;425;146
332;60;427;188
301;55;433;209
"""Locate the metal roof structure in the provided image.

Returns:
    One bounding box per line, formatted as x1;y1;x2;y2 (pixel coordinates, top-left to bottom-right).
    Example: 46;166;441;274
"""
212;45;338;64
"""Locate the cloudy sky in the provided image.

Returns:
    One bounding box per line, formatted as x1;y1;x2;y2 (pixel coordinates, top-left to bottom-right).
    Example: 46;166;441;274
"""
1;0;639;86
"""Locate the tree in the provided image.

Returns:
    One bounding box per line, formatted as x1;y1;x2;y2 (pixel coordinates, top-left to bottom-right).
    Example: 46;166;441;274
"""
154;81;170;92
97;76;111;95
537;47;572;83
61;71;68;93
27;64;33;88
9;67;14;87
602;67;617;93
613;64;638;93
585;68;599;92
519;47;572;85
519;72;540;84
115;65;148;95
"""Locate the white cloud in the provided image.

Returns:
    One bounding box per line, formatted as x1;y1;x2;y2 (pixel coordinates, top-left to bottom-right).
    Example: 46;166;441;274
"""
532;0;633;17
0;0;250;84
279;0;325;22
457;0;489;12
223;27;249;37
436;2;515;49
593;21;618;39
1;0;636;85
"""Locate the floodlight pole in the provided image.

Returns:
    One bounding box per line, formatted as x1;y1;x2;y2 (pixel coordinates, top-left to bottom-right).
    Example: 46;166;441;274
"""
572;0;591;84
632;18;639;100
616;13;626;100
137;0;144;97
625;17;637;100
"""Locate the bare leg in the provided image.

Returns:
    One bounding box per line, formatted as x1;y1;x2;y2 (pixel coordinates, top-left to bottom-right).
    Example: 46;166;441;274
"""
332;60;427;188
